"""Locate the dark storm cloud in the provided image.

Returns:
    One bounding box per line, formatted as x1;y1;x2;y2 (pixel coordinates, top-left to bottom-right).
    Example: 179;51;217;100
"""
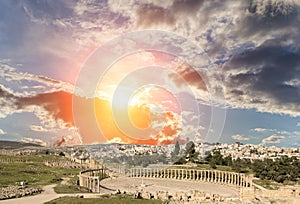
172;0;206;14
136;0;206;27
136;4;175;27
239;0;300;37
224;39;300;115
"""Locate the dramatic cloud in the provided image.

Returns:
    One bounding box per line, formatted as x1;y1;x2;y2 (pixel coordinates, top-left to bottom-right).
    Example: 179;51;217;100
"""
231;134;250;141
297;123;300;127
168;62;207;91
262;135;285;144
19;91;74;126
224;40;300;117
238;0;300;39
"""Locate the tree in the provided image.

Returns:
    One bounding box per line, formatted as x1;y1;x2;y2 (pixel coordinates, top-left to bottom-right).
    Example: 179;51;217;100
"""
209;159;217;169
185;141;199;163
174;141;180;156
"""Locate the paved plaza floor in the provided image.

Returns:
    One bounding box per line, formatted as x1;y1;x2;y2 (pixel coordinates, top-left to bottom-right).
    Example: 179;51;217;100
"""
101;175;240;197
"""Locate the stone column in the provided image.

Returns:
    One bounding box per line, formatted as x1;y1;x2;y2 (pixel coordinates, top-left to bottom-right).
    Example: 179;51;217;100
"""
200;170;203;181
241;175;244;187
97;178;100;192
233;173;236;185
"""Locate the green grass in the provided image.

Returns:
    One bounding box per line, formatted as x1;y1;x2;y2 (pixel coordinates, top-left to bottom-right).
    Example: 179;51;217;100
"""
0;154;80;188
45;194;163;204
253;179;281;190
170;163;234;172
54;176;88;194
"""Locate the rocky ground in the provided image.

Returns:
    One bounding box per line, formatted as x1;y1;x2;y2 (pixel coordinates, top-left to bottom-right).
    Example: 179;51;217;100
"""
0;186;42;200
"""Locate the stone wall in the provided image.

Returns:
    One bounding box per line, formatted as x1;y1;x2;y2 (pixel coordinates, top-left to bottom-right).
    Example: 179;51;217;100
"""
0;186;42;200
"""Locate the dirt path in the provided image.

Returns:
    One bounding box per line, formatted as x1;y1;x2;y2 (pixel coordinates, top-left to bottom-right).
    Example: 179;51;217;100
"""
0;182;105;204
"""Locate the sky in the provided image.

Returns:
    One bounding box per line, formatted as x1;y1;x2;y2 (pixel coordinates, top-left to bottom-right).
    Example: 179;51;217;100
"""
0;0;299;147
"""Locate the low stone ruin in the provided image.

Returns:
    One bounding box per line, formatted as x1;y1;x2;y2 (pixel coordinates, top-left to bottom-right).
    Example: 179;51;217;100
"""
0;186;42;200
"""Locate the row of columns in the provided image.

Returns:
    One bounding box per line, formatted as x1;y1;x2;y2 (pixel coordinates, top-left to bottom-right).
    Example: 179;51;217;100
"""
78;169;106;192
128;168;252;188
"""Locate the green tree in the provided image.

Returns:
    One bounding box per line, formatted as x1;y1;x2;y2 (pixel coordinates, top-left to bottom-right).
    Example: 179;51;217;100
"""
185;141;198;163
174;141;180;156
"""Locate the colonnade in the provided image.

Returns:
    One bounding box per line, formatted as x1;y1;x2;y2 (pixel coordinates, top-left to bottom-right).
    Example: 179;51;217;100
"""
128;168;252;188
78;168;106;192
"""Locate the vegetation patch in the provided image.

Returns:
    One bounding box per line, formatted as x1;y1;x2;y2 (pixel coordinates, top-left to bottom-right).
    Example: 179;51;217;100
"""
0;154;80;188
54;176;88;194
45;194;163;204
